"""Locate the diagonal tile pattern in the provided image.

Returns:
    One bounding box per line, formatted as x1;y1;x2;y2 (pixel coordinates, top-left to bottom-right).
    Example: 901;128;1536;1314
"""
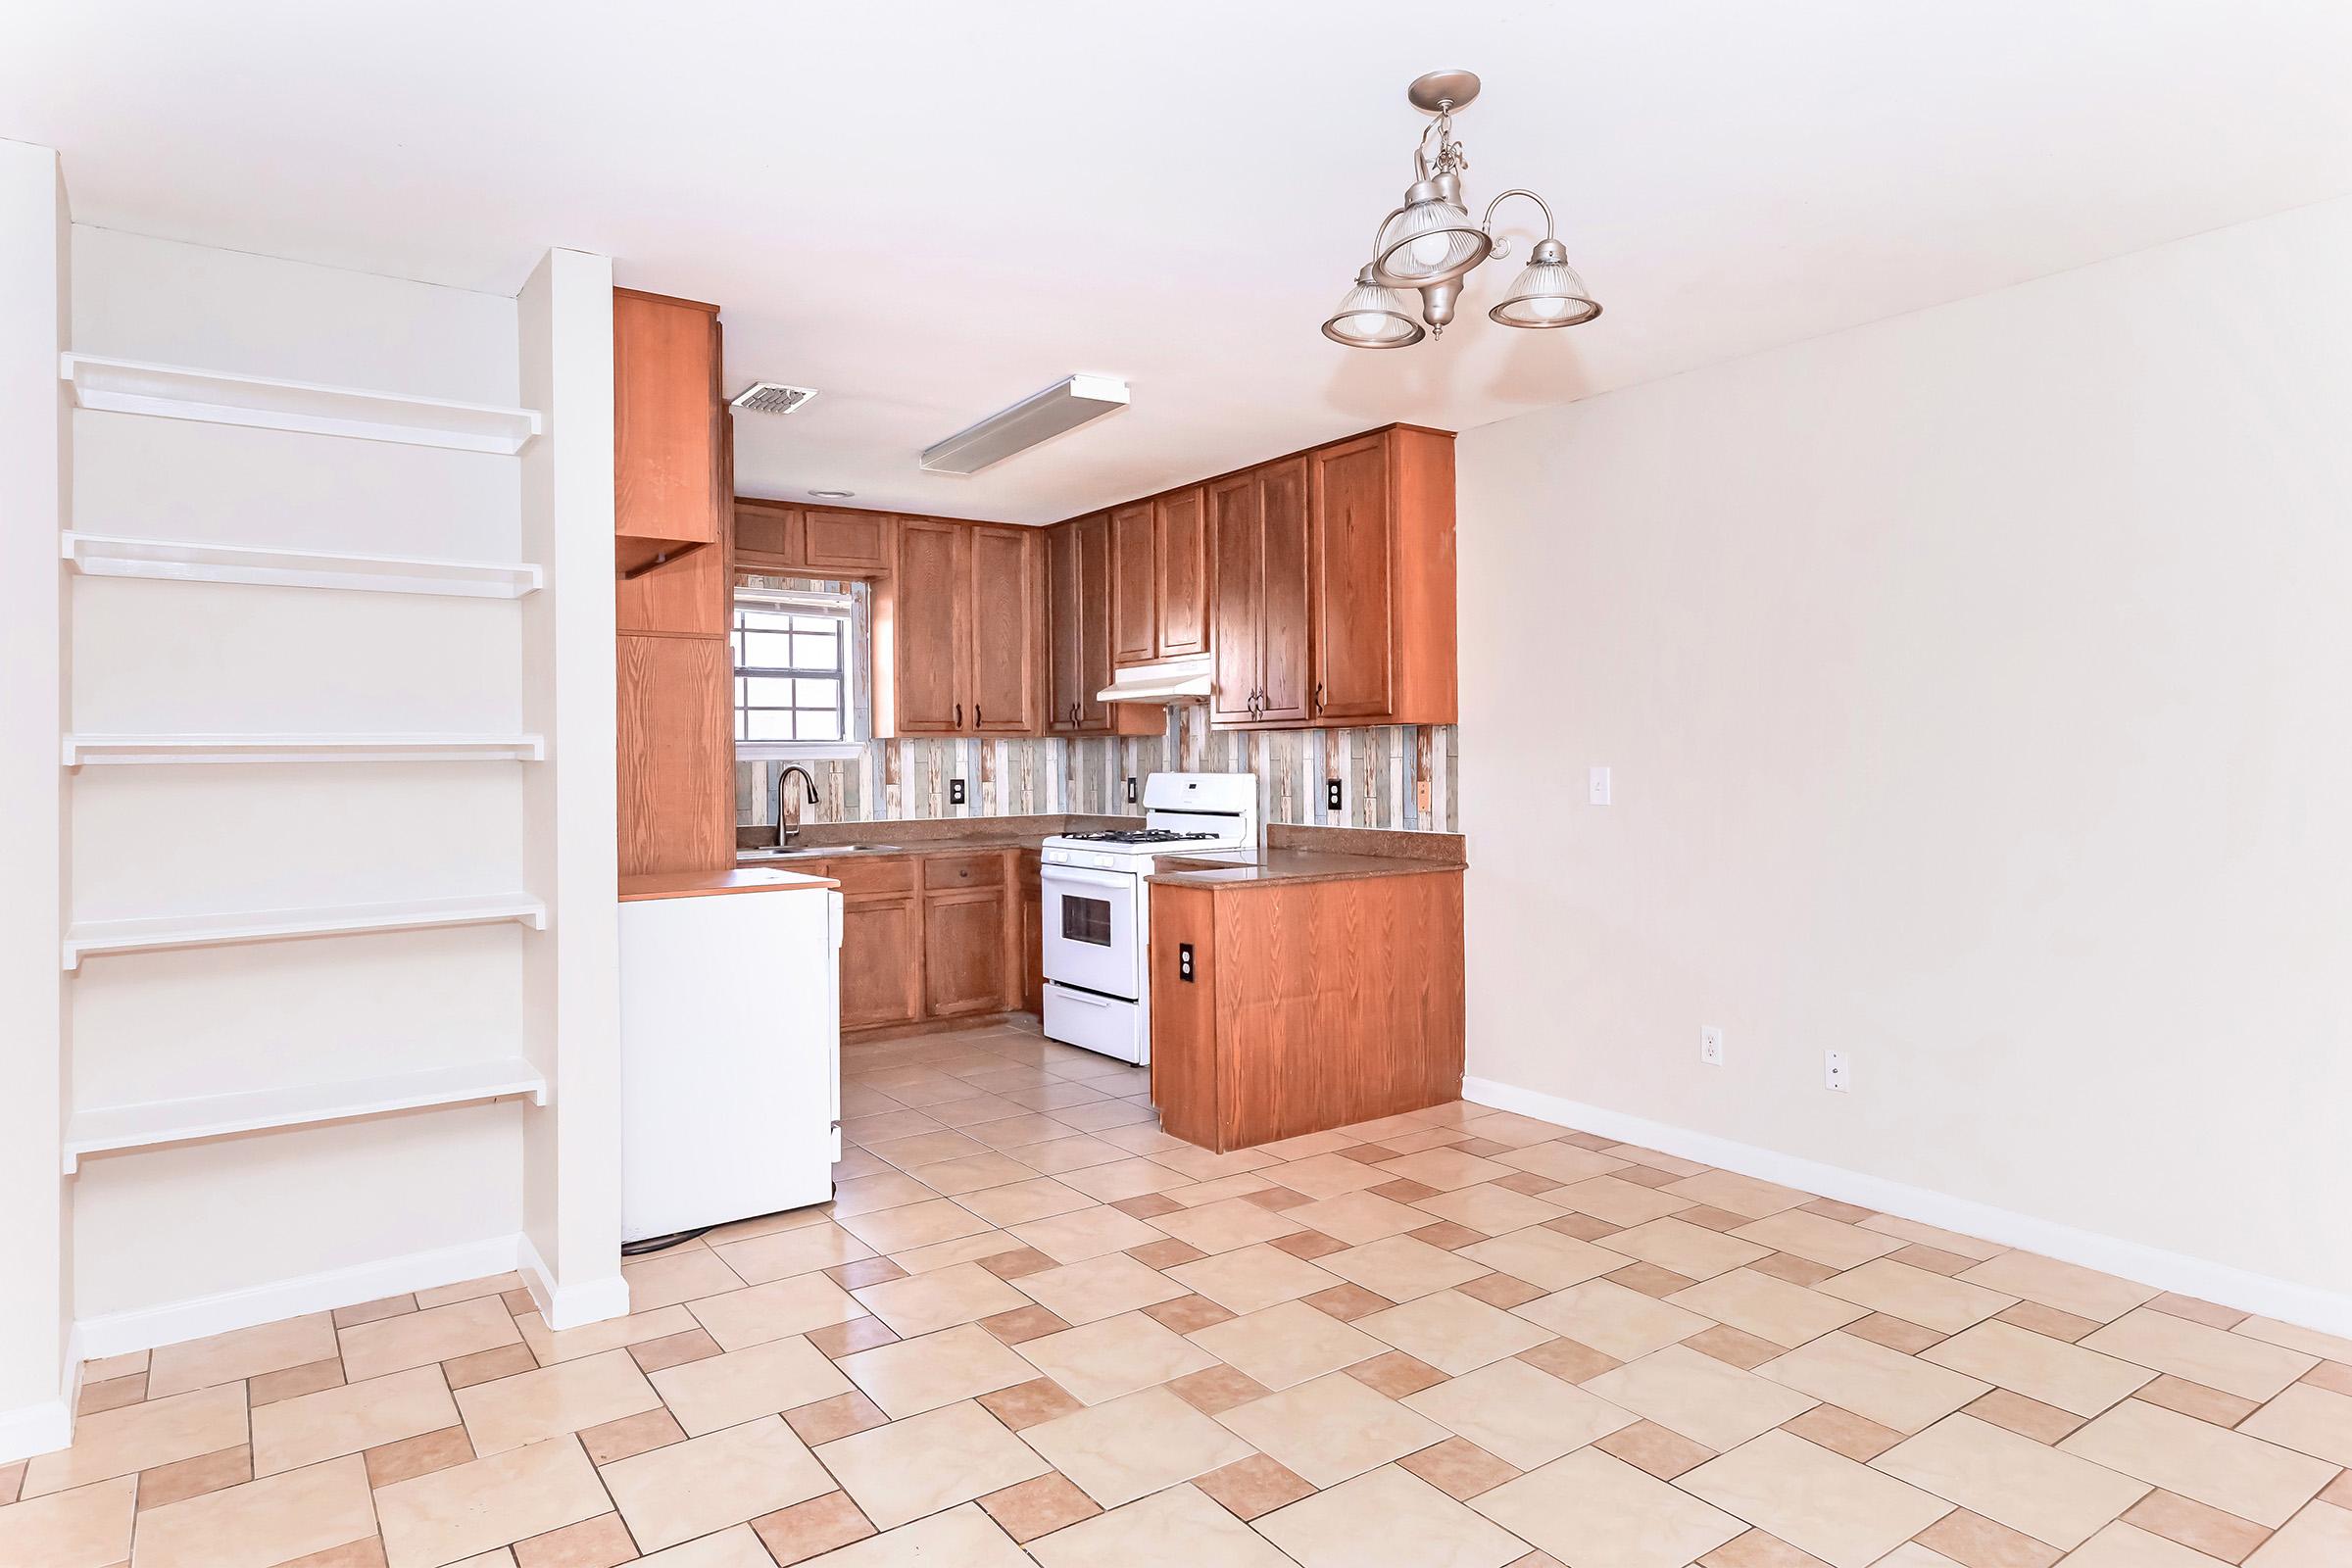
8;1013;2350;1566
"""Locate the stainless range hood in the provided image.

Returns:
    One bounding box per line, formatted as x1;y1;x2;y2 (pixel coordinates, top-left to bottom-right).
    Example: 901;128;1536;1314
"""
1098;656;1212;705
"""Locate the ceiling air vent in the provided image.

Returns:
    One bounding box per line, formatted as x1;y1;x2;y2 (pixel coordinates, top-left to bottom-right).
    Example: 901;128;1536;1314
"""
730;382;816;416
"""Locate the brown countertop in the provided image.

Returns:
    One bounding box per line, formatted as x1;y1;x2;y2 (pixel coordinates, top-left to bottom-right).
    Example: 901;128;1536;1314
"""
736;835;1050;868
1147;848;1466;888
620;867;838;901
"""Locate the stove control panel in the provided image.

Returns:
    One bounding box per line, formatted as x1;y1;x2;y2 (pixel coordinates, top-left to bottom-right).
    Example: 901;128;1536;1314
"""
1043;848;1125;869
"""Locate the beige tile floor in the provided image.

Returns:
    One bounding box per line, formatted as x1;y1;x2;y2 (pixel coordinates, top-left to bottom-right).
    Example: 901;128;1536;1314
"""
8;1015;2352;1567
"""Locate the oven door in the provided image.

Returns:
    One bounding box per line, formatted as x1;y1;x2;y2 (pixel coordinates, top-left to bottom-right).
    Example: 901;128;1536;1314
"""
1040;862;1142;1001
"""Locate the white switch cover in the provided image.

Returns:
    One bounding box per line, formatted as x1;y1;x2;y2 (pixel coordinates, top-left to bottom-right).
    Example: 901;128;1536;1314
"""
1589;766;1611;806
1823;1051;1851;1092
1700;1026;1724;1065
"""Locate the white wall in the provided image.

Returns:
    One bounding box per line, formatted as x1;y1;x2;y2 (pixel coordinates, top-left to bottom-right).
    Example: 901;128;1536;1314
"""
1458;197;2352;1319
66;228;533;1336
0;138;74;1462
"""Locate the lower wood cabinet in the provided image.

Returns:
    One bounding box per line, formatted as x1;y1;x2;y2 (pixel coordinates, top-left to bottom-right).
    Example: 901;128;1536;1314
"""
807;849;1040;1035
1150;869;1464;1152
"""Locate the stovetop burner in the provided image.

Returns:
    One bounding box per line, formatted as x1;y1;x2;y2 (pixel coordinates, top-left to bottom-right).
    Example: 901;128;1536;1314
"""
1058;828;1222;845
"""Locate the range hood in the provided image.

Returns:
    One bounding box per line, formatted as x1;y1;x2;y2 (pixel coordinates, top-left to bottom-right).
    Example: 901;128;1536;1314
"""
1098;656;1212;705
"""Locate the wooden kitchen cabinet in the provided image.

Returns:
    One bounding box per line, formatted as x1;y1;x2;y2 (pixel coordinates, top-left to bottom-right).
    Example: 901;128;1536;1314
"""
880;520;1042;736
1151;868;1465;1152
1109;489;1209;668
1016;849;1044;1014
617;634;733;876
733;500;896;578
1305;426;1456;726
613;290;724;578
924;886;1010;1017
1208;456;1311;726
819;850;1034;1036
839;891;924;1030
1047;514;1159;737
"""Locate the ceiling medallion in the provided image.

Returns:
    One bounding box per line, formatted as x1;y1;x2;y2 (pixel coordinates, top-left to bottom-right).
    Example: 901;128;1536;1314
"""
1323;71;1600;349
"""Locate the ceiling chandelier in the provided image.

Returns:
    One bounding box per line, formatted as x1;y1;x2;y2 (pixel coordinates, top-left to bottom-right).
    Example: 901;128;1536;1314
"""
1323;71;1599;349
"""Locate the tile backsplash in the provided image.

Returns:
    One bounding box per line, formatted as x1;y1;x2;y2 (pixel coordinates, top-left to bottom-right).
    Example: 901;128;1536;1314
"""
738;706;1459;833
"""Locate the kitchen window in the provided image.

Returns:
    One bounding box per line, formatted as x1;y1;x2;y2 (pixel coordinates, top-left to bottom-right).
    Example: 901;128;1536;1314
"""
732;583;867;760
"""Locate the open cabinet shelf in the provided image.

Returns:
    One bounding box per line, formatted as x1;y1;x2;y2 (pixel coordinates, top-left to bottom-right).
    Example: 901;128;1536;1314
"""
61;353;542;454
63;532;544;598
63;733;546;766
62;1057;550;1174
63;893;548;971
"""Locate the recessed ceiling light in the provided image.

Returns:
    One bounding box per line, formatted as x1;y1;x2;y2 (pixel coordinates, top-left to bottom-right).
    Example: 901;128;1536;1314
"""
808;488;855;500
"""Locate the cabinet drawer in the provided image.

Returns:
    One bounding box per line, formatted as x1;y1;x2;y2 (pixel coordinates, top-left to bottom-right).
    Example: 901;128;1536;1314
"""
827;856;917;895
922;852;1006;891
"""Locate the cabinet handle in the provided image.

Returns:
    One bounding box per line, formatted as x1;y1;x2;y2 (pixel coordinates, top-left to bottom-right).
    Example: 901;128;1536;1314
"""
956;702;963;728
974;703;983;726
1313;682;1324;712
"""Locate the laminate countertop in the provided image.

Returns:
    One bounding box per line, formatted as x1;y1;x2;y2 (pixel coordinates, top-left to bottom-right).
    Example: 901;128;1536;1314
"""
620;867;838;901
735;835;1052;868
1146;848;1466;888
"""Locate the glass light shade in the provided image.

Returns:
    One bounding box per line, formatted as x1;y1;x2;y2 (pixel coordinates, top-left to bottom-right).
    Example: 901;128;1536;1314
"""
1489;259;1600;328
1321;271;1426;349
1374;198;1489;284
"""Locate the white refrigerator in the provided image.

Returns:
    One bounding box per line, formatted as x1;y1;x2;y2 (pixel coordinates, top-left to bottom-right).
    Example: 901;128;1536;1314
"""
617;885;842;1243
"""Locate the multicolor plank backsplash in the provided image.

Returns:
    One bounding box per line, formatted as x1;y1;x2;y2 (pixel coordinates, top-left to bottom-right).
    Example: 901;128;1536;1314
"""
738;706;1459;832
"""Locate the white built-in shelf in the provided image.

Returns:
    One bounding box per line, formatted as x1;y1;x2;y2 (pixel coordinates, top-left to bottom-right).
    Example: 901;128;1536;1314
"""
63;733;546;766
61;353;542;455
63;532;543;598
62;1057;550;1173
63;893;548;971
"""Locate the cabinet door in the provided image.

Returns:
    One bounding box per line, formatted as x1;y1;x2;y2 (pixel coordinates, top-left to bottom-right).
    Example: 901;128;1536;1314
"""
1207;473;1262;726
1256;456;1314;723
1154;485;1210;659
924;887;1010;1017
1045;522;1086;732
1309;433;1395;721
1109;502;1157;665
893;519;968;733
612;291;722;556
968;527;1039;734
840;894;924;1029
1076;514;1116;729
803;509;893;572
616;633;732;876
1017;852;1044;1014
733;500;799;563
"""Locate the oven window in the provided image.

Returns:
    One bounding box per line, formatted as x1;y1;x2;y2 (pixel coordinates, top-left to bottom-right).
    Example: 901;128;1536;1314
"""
1059;895;1113;948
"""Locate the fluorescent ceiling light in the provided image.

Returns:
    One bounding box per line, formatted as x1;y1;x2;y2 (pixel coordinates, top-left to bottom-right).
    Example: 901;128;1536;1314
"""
920;374;1129;474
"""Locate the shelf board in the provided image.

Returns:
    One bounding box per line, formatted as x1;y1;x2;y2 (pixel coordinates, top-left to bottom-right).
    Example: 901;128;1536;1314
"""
64;733;545;766
63;1057;549;1173
61;353;541;455
63;532;543;598
616;532;713;579
63;893;547;971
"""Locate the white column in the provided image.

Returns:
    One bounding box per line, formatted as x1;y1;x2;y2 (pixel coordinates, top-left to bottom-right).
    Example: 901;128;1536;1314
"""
516;249;628;1328
0;137;74;1461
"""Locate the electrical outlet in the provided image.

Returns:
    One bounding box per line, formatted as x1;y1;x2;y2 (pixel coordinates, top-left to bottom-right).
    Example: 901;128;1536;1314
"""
1125;776;1138;804
1589;766;1612;806
1178;943;1196;982
949;778;966;806
1700;1026;1724;1066
1416;778;1432;817
1326;777;1345;812
1824;1050;1851;1093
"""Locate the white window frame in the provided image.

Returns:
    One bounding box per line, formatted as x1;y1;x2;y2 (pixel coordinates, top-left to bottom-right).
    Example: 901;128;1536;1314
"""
731;585;865;760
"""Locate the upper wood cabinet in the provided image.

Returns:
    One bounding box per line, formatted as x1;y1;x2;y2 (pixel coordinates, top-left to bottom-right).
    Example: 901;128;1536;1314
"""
879;519;1041;736
1109;490;1210;667
612;290;724;578
1303;426;1456;727
1046;514;1157;736
734;501;895;578
1109;502;1156;665
1208;457;1311;727
1155;486;1210;659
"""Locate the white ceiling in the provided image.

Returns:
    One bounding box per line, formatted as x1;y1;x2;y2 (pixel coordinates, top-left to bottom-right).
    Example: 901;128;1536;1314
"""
13;2;2351;523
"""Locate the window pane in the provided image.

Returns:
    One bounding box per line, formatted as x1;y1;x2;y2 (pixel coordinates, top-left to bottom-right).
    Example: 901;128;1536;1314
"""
742;630;793;669
795;677;840;710
741;609;794;634
792;632;838;670
743;675;795;707
746;710;793;741
798;711;842;741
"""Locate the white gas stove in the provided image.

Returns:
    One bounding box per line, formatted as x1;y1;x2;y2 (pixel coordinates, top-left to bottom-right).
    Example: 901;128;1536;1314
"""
1040;772;1257;1064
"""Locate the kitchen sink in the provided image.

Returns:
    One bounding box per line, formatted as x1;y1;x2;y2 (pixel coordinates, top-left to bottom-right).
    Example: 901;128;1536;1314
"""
742;843;899;859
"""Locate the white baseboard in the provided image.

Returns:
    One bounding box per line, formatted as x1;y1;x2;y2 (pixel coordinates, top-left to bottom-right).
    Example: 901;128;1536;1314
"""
0;1329;81;1464
1462;1076;2352;1341
74;1234;523;1362
519;1234;630;1332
